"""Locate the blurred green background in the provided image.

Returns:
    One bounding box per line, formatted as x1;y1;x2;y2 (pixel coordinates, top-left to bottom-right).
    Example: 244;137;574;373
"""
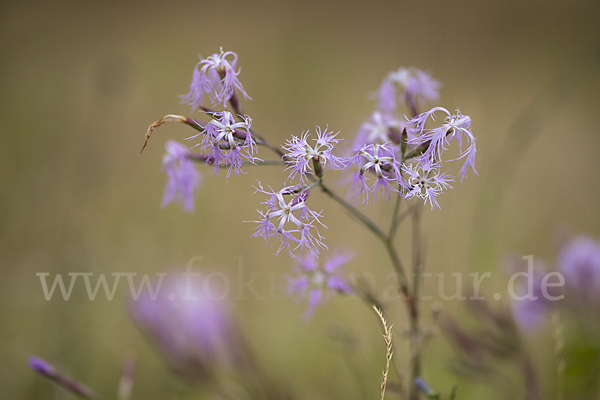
1;0;600;398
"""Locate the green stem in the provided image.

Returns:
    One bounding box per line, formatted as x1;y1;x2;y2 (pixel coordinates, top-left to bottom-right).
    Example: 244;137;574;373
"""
318;182;386;241
408;205;423;400
188;154;285;167
388;187;403;240
251;160;286;166
256;137;287;160
383;240;410;300
318;182;411;300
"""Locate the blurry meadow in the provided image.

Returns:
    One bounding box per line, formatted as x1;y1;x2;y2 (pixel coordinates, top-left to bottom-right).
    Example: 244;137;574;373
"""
1;0;600;399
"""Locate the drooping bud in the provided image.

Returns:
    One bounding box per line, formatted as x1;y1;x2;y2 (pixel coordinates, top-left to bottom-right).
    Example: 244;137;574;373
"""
29;357;102;400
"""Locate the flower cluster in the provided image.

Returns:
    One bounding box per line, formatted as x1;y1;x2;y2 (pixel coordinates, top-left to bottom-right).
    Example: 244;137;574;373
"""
158;52;478;219
158;50;258;213
182;48;250;111
344;66;476;208
149;50;478;263
251;184;326;257
288;251;353;318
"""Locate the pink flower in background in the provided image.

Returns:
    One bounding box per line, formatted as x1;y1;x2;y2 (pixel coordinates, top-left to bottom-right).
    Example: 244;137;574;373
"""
377;67;439;113
130;272;244;381
181;48;250;110
353;111;405;150
288;251;353;318
559;235;600;300
162;141;202;212
511;270;551;333
505;254;563;333
508;258;554;333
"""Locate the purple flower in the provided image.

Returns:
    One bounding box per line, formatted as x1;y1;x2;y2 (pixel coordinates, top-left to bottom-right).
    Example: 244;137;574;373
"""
187;111;256;178
342;142;406;204
129;272;243;381
408;107;477;180
288;251;353;318
377;68;440;113
282;126;342;182
558;235;600;300
404;158;454;209
511;264;552;333
181;48;250;111
353;111;405;150
162;141;202;212
251;184;326;257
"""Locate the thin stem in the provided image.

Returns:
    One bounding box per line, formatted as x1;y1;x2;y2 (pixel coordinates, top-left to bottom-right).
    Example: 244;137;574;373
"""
251;159;286;166
382;240;410;300
388;188;403;240
30;357;103;400
188;154;285;167
408;204;422;400
256;137;287;160
318;182;386;242
403;143;429;161
319;181;411;302
394;208;413;231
